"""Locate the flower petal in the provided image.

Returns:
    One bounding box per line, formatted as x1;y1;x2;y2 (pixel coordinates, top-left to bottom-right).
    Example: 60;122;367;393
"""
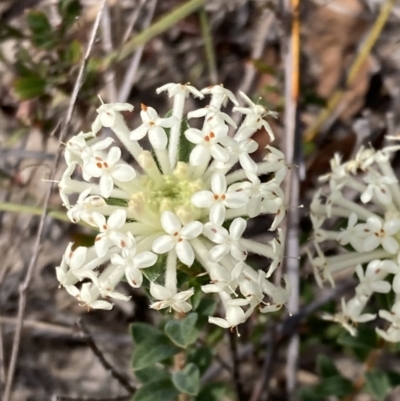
152;235;176;254
190;145;210;166
210;202;226;226
149;126;168;150
176;240;195;266
125;266;143;288
134;252;158;269
230;218;247;240
191;191;214;208
160;211;181;234
112;164;136;182
180;221;203;239
211;173;227;194
108;209;127;229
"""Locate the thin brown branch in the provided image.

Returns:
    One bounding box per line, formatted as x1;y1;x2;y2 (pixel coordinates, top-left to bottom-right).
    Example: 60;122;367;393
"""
3;2;108;400
228;330;246;401
77;321;135;394
282;0;300;398
101;3;118;103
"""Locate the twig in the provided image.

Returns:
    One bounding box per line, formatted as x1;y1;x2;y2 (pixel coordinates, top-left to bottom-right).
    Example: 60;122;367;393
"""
103;0;207;68
0;319;5;386
249;328;276;401
77;321;135;394
228;330;246;401
304;0;396;142
2;2;108;400
282;0;300;398
199;8;218;85
101;3;118;103
121;0;147;44
0;201;76;223
117;0;158;103
233;8;275;126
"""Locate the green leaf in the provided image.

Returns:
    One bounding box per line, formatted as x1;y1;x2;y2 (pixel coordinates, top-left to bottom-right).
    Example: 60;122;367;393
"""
142;254;166;282
195;382;227;401
387;370;400;387
299;387;324;401
165;313;199;348
195;297;217;327
132;332;178;371
135;366;170;384
130;322;162;343
187;346;213;374
132;378;179;401
365;369;391;401
337;326;377;350
26;11;55;49
178;118;194;163
58;0;82;28
315;376;353;397
317;354;339;378
64;40;82;64
14;75;46;99
172;363;200;396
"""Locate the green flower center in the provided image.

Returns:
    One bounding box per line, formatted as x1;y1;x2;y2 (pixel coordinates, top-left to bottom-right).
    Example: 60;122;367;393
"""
129;162;206;223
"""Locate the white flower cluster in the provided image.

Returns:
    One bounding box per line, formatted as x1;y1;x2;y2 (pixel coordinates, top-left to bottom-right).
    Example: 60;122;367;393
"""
56;83;289;330
309;141;400;341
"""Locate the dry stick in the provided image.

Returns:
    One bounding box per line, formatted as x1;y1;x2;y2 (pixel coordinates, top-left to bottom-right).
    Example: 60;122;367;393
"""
0;201;79;223
282;0;300;398
198;8;218;85
101;3;118;103
248;328;276;401
117;0;158;103
304;0;396;142
2;2;108;400
121;0;147;44
233;8;275;126
102;0;207;68
228;330;246;401
77;321;135;394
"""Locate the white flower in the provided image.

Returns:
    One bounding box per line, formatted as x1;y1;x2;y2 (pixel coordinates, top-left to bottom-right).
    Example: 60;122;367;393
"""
191;173;248;225
355;261;391;297
361;171;397;205
69;282;113;310
200;84;238;107
376;302;400;342
152;211;203;266
201;262;244;295
233;91;277;141
57;83;287;328
84;147;136;198
92;209;128;257
149;283;194;314
111;233;157;288
92;101;133;134
360;216;400;254
204;218;248;261
188;105;237;128
184;124;230;165
208;304;246;329
130;104;177;150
